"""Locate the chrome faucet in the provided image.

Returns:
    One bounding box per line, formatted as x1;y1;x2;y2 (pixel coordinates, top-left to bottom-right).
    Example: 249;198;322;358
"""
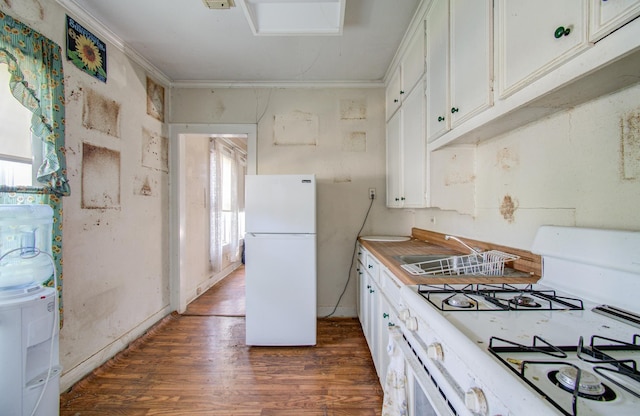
445;235;482;255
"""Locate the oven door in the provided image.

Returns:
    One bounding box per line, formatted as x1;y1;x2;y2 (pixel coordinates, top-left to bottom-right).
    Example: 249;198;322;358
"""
389;328;457;416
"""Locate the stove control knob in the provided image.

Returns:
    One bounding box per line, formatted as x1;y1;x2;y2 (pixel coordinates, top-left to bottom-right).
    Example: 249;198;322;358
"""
465;387;488;416
427;343;444;362
399;308;411;321
405;316;418;331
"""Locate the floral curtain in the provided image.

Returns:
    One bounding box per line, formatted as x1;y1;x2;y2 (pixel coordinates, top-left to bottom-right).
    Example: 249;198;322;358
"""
0;12;68;324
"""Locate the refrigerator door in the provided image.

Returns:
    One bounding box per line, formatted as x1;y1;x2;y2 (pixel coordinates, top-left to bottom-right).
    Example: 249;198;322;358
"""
245;174;316;234
245;233;316;346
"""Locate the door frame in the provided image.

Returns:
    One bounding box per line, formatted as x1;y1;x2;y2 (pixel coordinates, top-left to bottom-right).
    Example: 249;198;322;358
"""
169;123;257;313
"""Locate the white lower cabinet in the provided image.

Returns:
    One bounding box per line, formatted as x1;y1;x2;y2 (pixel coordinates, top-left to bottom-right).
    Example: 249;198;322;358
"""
357;245;402;385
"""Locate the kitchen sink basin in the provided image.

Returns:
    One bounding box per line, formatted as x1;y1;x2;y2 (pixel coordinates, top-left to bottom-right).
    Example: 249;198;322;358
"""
394;254;451;264
395;254;533;278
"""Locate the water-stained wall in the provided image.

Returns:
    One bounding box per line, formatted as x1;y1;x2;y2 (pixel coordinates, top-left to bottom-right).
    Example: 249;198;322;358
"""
172;87;413;316
418;82;640;249
0;0;171;390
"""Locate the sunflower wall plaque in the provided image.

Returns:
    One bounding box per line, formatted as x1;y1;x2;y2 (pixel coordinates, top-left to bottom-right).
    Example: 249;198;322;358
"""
66;16;107;82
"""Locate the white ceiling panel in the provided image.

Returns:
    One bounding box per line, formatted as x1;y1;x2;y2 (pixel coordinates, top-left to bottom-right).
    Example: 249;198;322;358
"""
57;0;422;85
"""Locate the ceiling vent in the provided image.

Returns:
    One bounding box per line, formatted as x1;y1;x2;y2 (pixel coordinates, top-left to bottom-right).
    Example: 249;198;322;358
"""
202;0;236;9
238;0;346;36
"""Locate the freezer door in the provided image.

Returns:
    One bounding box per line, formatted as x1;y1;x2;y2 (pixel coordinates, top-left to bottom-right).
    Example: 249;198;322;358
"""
245;175;316;234
245;233;316;346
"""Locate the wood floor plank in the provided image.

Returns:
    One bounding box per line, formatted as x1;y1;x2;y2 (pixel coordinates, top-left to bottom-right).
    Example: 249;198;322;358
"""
61;268;382;415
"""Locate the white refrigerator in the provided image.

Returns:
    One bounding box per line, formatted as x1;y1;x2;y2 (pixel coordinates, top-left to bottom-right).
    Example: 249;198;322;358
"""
244;174;317;346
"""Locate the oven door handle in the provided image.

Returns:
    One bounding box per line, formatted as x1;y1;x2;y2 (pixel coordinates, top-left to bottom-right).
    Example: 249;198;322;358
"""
390;328;456;416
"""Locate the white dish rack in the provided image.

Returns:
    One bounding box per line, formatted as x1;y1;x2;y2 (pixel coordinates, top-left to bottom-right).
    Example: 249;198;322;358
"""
401;250;519;276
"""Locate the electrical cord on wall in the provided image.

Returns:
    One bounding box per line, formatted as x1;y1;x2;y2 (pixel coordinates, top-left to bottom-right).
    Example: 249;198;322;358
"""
321;195;375;318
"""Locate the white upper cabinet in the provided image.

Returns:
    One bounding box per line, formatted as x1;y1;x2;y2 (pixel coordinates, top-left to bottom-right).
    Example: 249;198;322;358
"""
449;0;494;125
385;68;402;121
426;0;493;142
496;0;589;98
386;81;427;209
385;21;426;122
402;21;427;99
590;0;640;41
400;81;428;208
426;0;449;140
385;110;402;208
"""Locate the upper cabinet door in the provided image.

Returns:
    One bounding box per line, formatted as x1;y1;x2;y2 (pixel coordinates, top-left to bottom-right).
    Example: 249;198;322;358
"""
449;0;493;127
589;0;640;42
401;20;426;97
385;110;402;208
426;0;450;141
496;0;589;98
385;67;402;121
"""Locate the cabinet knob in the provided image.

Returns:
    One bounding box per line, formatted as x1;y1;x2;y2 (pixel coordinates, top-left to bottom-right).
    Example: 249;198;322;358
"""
427;343;444;362
554;25;572;39
394;99;399;103
405;317;418;331
400;90;405;95
437;116;445;122
366;285;371;289
368;264;373;269
383;312;389;319
401;197;405;201
395;197;400;201
451;107;459;114
465;388;488;416
369;289;375;294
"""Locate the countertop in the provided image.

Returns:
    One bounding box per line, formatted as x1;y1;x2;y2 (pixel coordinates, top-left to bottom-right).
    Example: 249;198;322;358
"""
359;228;541;286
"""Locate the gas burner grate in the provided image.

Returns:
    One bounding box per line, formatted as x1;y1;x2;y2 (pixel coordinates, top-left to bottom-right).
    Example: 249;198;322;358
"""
416;283;584;312
488;335;640;416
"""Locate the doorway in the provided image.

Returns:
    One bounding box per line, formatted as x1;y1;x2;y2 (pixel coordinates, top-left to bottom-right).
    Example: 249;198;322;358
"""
170;124;257;313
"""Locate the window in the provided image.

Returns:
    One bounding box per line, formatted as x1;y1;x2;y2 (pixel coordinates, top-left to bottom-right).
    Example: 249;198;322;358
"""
0;63;38;187
209;136;247;271
220;149;233;245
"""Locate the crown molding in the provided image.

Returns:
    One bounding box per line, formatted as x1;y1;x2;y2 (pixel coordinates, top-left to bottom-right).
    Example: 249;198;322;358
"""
55;0;172;86
56;0;386;90
171;80;384;89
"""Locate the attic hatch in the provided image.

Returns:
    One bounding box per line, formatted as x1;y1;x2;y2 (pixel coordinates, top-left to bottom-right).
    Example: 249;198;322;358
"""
237;0;346;36
202;0;236;9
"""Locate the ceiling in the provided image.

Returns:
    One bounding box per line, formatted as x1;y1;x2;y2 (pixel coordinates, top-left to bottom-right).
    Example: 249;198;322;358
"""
58;0;422;86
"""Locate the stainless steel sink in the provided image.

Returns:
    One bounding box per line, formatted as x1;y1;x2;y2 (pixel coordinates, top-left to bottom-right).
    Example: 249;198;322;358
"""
394;254;451;264
395;254;532;278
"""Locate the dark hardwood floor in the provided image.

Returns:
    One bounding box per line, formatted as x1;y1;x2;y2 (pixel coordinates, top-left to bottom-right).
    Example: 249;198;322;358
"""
60;267;383;415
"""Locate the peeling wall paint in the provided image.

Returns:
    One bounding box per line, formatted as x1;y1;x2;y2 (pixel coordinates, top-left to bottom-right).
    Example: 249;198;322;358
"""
2;1;170;393
81;142;121;209
499;194;518;223
273;111;318;145
621;108;640;180
141;128;168;172
342;131;366;152
496;146;519;171
82;88;121;137
339;98;367;120
2;0;45;22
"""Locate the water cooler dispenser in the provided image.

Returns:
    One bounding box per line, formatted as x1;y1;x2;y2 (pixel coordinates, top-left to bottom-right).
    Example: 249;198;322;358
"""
0;205;60;416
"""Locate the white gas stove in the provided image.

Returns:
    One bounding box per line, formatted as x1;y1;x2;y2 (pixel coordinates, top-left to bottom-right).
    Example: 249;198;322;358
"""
395;226;640;416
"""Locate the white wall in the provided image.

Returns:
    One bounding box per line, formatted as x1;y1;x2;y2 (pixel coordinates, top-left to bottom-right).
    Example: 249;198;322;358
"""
171;87;413;316
418;83;640;249
0;1;171;390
